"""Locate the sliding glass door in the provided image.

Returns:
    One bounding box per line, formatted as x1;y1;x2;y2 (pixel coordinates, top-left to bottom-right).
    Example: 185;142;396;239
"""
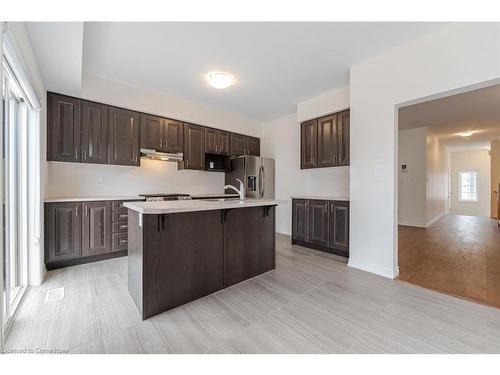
2;60;28;327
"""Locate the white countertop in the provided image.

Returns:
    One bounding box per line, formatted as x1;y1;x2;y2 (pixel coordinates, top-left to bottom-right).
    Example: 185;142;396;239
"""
124;199;284;214
190;193;240;199
290;196;350;201
45;196;145;203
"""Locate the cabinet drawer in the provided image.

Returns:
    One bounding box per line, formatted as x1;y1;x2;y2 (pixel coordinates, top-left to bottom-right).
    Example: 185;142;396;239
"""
112;221;128;233
112;232;128;252
112;211;128;222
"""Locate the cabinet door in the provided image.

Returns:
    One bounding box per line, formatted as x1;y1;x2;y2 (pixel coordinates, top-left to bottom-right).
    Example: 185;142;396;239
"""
183;123;205;169
329;201;349;252
204;127;219;153
45;202;82;263
164;119;184;153
300;119;317;169
230;133;246;156
292;199;309;242
337;110;350;166
48;93;81;162
224;206;275;287
317;114;337;167
219;130;230;155
82;201;112;257
108;107;140;166
247;136;260;156
81;100;108;164
140;114;164;151
309;200;330;247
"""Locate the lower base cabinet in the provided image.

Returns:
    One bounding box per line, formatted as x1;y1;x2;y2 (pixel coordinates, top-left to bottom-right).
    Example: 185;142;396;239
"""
45;200;134;269
292;198;349;257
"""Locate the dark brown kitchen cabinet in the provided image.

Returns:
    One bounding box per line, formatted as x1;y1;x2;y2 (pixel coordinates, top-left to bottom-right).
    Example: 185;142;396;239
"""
300;119;317;169
247;136;260;156
230;133;246;156
291;199;309;243
223;206;276;287
45;199;134;269
48;93;81;162
329;201;349;251
108;107;140;166
140;114;164;151
300;109;350;169
82;201;112;257
230;133;260;157
309;200;330;247
292;198;349;257
81;100;108;164
45;202;82;263
317;115;337;167
337;110;350;166
205;128;231;155
181;123;205;169
163;119;184;153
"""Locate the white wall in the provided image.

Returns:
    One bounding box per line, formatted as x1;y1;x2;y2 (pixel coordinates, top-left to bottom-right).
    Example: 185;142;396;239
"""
261;113;349;235
450;149;491;217
426;130;448;224
297;86;350;122
349;23;500;278
398;127;427;227
46;73;261;198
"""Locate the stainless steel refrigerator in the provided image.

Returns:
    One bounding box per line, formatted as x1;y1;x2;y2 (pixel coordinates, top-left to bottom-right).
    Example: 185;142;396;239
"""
225;156;275;199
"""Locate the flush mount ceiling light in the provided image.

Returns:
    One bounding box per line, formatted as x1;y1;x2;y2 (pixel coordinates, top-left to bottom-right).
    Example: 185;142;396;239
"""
207;71;235;89
458;131;475;138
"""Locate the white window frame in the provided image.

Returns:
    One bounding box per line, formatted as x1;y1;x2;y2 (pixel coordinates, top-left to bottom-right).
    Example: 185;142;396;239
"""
458;171;478;202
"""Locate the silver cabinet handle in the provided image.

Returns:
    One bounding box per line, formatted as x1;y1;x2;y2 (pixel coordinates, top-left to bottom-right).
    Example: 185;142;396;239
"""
160;139;162;147
186;160;189;167
76;149;79;159
331;204;334;213
165;139;168;149
324;203;328;213
312;156;316;165
85;205;88;216
75;205;79;216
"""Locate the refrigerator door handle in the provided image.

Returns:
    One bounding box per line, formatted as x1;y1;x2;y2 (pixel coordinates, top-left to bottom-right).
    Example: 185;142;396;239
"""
258;165;263;198
261;165;265;198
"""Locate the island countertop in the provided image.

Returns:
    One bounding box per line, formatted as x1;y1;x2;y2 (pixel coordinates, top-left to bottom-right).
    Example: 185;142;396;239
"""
124;198;282;214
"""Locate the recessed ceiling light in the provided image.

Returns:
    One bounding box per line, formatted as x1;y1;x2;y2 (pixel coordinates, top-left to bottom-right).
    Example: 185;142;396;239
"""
458;131;474;138
207;71;235;89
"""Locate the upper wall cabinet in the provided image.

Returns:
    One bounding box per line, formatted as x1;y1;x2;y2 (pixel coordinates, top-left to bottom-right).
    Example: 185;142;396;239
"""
230;133;260;157
181;123;205;170
205;128;231;155
108;107;140;166
48;93;82;162
140;115;184;154
140;114;164;151
81;100;108;164
300;109;350;169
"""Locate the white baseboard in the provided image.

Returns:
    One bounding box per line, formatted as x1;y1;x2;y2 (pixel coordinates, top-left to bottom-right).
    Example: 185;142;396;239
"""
398;220;427;228
426;212;445;227
347;259;399;279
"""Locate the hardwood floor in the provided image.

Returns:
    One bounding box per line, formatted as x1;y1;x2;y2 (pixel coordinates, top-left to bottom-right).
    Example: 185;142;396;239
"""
6;233;500;353
399;214;500;309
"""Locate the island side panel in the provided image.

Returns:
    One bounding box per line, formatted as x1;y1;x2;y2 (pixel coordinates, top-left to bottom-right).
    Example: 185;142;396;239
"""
223;205;276;288
142;210;224;319
127;209;144;316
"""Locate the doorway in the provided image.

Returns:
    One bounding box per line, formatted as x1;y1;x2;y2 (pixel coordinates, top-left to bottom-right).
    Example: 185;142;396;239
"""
397;84;500;308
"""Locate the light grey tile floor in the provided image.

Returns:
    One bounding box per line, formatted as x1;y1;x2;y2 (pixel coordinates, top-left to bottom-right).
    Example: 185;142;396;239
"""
6;235;500;353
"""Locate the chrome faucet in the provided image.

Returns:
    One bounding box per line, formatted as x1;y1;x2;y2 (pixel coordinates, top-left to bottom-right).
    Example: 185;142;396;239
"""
224;178;245;200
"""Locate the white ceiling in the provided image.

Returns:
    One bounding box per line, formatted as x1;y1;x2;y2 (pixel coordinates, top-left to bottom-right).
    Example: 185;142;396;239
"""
27;22;446;121
399;84;500;151
25;22;84;97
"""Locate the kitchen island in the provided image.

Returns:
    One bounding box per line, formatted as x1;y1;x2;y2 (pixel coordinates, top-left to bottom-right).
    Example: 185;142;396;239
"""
124;199;280;319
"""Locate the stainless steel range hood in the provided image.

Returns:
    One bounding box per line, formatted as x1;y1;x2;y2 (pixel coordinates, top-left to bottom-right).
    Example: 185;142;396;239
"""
140;148;183;162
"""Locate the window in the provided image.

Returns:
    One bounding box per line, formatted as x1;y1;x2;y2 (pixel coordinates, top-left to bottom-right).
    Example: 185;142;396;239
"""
459;171;478;202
